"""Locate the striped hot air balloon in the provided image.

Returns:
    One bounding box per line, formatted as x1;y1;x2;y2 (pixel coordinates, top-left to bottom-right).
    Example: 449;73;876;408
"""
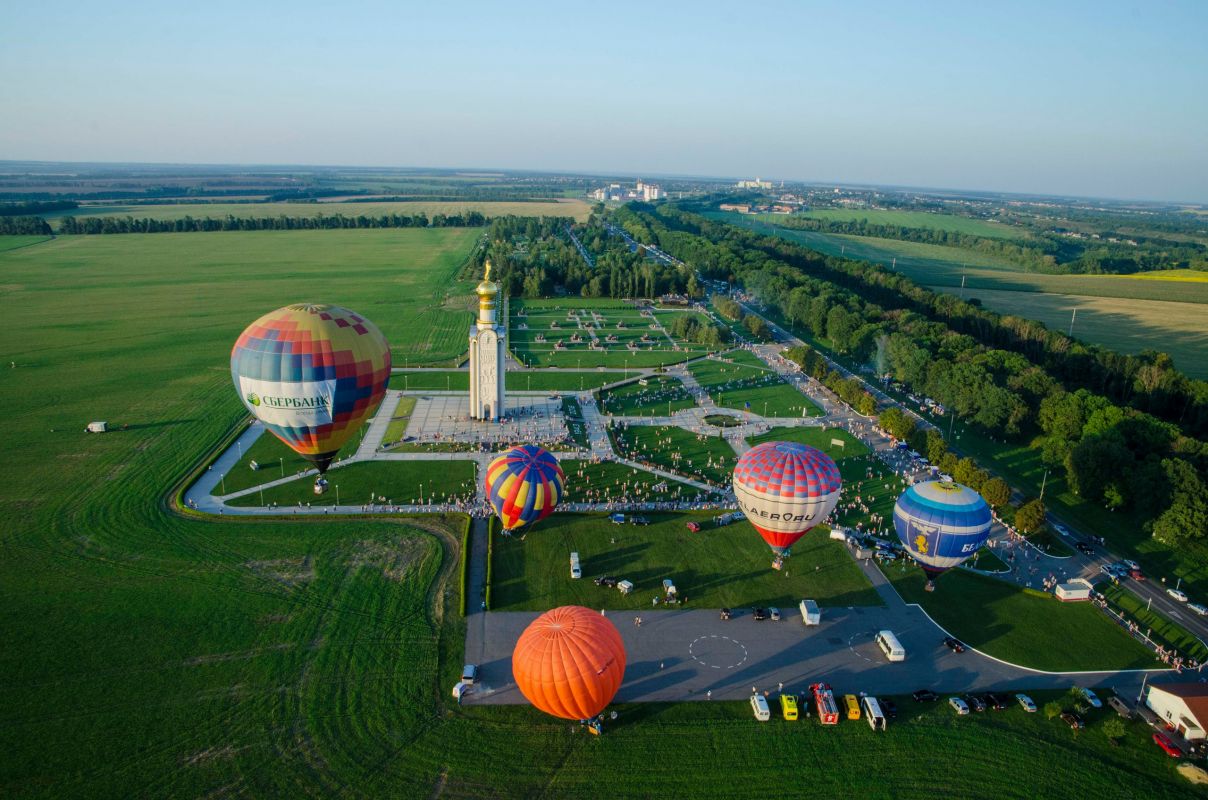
512;605;626;721
231;304;391;475
485;445;564;532
733;441;842;557
893;480;993;591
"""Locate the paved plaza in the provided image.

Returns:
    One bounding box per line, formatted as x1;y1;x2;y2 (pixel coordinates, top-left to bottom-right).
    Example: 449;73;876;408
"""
404;394;570;448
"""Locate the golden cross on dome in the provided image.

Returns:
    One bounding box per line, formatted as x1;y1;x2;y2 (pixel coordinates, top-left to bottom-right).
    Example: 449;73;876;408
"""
484;260;492;282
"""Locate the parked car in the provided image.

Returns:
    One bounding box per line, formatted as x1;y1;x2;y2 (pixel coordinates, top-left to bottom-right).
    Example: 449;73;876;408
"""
948;697;970;715
1078;688;1103;708
1100;564;1127;580
1107;696;1132;718
685;521;702;533
1016;694;1037;713
1153;731;1182;757
965;694;987;713
750;694;770;722
630;516;651;526
1121;559;1140;571
1189;603;1208;617
1168;588;1189;602
768;607;781;621
593;576;618;588
609;513;626;525
1051;523;1070;537
988;693;1010;710
943;636;966;654
719;608;732;620
1060;711;1084;730
1129;568;1146;581
913;689;939;703
752;607;768;621
880;698;898;719
461;664;479;685
1075;542;1096;556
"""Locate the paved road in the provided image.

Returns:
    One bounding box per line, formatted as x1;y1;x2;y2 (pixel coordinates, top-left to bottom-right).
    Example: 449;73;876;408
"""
463;553;1163;706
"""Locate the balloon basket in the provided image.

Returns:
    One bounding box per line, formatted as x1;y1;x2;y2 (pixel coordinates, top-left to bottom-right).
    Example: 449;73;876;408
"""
313;478;329;496
585;719;603;736
771;557;784;571
924;580;936;592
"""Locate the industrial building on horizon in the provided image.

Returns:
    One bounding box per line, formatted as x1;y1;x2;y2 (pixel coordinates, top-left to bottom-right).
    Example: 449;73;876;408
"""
591;179;664;202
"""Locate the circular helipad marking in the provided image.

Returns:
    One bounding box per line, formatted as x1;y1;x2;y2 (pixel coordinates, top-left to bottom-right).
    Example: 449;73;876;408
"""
689;634;749;670
847;631;876;663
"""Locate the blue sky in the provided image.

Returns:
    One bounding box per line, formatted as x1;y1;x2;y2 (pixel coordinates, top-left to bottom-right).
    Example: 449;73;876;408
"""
2;0;1205;201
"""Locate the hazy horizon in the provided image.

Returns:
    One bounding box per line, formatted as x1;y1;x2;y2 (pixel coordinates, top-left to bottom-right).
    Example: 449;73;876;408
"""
3;0;1206;203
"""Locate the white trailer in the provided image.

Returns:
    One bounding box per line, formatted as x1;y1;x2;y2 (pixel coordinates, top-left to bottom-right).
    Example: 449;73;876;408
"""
799;599;821;626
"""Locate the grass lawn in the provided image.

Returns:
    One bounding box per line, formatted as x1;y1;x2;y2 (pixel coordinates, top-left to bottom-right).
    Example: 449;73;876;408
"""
491;513;880;610
713;381;822;417
0;223;1198;797
790;208;1030;240
611;425;737;487
746;426;869;459
388;370;624;392
210;427;331;494
391;370;469;390
1101;584;1208;661
381;395;417;444
0;234;52;252
559;460;710;504
597;375;695;416
688;351;774;386
226;459;477;507
886;565;1159;671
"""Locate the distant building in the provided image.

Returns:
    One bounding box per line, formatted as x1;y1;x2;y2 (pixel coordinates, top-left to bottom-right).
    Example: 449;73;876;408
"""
590;180;663;203
718;203;750;213
736;177;773;190
1146;683;1208;741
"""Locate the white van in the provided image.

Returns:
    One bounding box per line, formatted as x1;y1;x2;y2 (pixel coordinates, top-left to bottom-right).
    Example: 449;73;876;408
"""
799;599;821;626
569;552;581;580
750;694;770;721
862;696;887;731
875;630;906;662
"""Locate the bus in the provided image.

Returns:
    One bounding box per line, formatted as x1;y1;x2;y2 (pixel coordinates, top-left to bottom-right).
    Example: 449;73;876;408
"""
875;630;905;662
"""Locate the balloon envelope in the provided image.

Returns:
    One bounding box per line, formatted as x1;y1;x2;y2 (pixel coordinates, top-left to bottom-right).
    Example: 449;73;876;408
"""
893;480;993;578
733;441;842;555
512;605;626;720
485;445;564;531
231;304;391;473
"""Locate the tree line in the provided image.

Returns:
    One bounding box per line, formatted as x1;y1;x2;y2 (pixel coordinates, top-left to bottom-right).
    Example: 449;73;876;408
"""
615;203;1207;546
55;212;489;234
0;200;77;217
0;216;53;235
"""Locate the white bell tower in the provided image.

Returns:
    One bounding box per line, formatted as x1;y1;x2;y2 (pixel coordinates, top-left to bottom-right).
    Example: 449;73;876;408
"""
468;260;506;421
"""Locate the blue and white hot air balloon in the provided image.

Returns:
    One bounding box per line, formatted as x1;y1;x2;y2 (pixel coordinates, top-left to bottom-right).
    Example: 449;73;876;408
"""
893;480;993;591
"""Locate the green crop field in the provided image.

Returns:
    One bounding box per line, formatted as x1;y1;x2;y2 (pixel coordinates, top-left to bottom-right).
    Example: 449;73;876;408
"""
559;460;710;504
783;208;1029;240
886;565;1158;671
710;213;1208;379
1112;268;1208;282
611;425;737;487
491;513;880;610
48;198;592;224
226;459;477;507
0;223;1197;796
0;234;52;252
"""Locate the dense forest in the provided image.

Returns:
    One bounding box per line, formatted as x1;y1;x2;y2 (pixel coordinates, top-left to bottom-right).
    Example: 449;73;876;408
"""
613;203;1208;545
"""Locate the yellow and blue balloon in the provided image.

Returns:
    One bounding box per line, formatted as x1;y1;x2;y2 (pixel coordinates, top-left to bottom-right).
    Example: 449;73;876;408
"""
485;445;564;532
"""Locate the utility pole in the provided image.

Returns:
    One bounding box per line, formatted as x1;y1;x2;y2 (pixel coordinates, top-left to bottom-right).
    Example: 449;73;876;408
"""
960;274;967;300
1068;308;1077;338
1039;469;1049;501
948;408;955;439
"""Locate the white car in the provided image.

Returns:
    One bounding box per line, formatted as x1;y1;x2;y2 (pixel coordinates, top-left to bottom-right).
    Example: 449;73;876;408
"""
1016;694;1037;713
750;693;770;721
768;607;781;621
948;697;970;715
1121;559;1140;571
1189;603;1208;616
1078;688;1103;708
1168;588;1189;602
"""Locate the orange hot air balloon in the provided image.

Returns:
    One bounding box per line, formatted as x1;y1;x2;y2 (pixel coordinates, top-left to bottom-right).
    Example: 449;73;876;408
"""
512;606;627;721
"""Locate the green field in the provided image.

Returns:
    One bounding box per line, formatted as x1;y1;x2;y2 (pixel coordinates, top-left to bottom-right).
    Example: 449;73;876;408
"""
746;426;869;459
382;395;418;444
559;460;709;504
0;222;1199;796
611;425;737;487
0;235;52;252
714;382;823;418
388;369;625;392
1101;584;1208;661
597;375;696;416
48;198;592;224
886;565;1158;671
785;208;1029;240
226;459;477;507
491;513;880;610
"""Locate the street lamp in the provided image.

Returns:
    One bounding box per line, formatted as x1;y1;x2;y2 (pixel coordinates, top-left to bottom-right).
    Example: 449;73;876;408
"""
419;483;424;505
336;484;340;506
220;473;226;494
279;457;284;478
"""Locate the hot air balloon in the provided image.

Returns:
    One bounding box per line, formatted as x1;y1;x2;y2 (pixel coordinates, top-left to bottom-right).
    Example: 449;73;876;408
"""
893;480;993;591
231;304;391;483
512;605;626;722
733;441;842;561
485;445;564;533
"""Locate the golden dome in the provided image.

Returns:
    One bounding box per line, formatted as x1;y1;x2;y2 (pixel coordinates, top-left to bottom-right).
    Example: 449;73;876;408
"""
476;260;499;295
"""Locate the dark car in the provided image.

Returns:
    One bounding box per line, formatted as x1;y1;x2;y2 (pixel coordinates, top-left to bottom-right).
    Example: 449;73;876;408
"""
630;516;651;526
987;693;1009;711
593;576;618;588
965;694;987;713
720;608;732;620
1061;711;1084;730
881;698;898;719
1076;542;1096;556
943;636;966;654
752;607;768;621
912;689;939;702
